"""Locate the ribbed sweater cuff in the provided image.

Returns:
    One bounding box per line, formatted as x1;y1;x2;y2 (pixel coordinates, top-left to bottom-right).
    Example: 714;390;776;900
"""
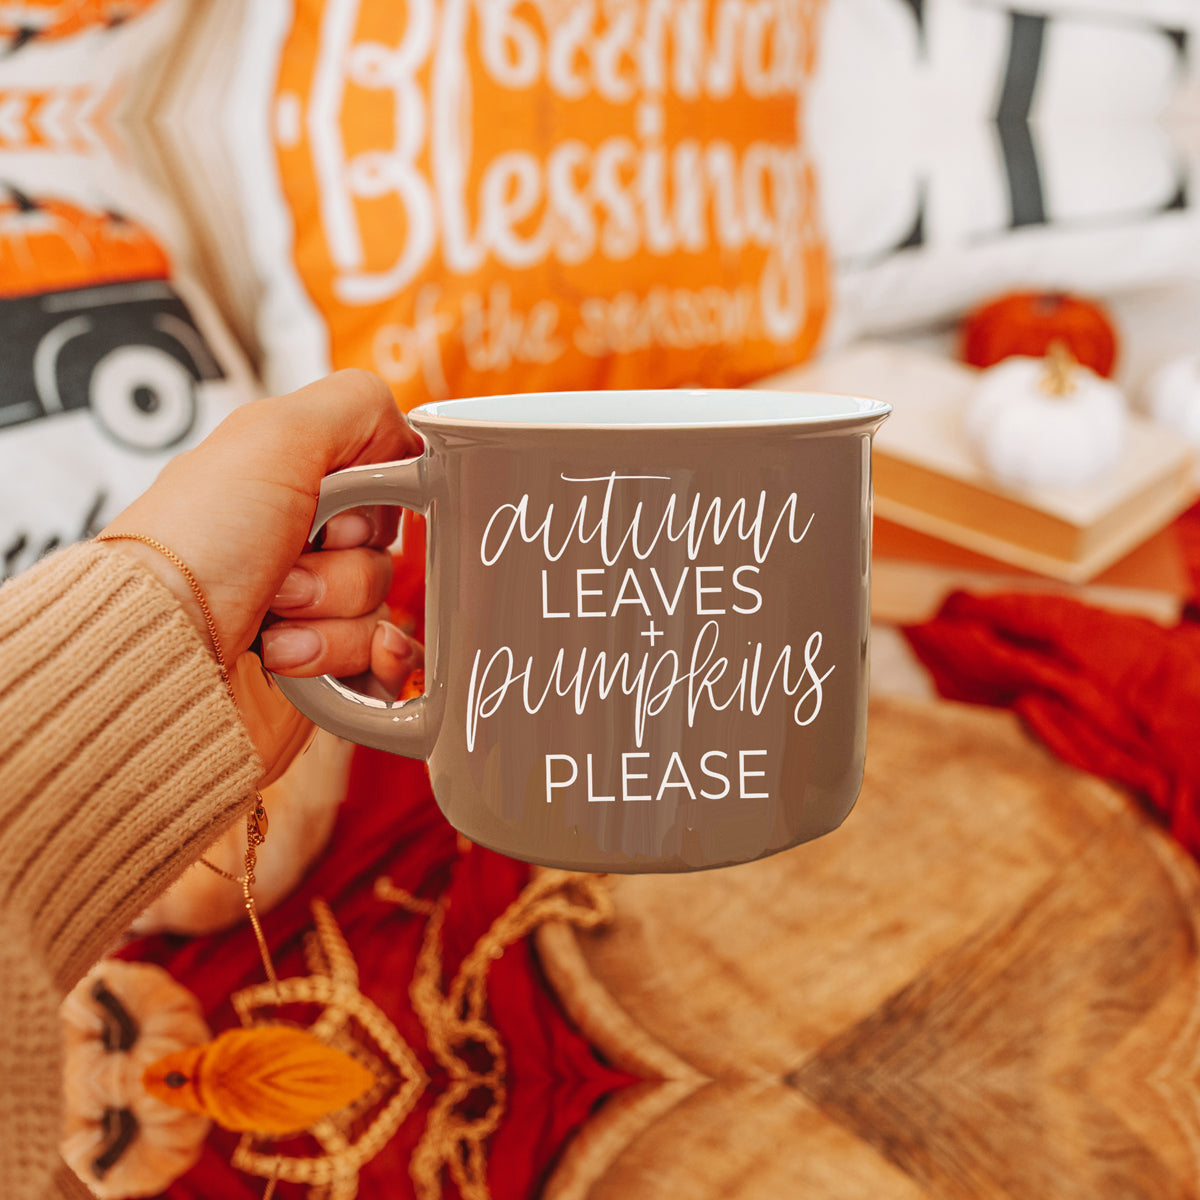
0;541;262;990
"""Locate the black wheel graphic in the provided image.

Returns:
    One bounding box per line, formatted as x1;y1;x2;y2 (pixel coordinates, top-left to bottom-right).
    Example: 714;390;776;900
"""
88;345;198;451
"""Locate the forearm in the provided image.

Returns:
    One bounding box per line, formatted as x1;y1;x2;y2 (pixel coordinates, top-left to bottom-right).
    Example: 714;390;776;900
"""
0;542;262;991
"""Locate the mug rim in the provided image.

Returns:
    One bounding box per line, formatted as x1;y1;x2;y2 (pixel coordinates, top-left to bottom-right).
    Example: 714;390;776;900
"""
408;388;891;432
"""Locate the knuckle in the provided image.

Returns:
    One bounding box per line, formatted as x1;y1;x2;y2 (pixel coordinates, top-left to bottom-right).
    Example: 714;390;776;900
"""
212;395;292;456
333;617;376;676
332;368;394;413
225;394;276;434
330;549;390;614
349;557;379;609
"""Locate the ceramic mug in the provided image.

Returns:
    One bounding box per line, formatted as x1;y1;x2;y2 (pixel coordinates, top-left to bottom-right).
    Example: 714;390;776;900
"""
274;389;890;873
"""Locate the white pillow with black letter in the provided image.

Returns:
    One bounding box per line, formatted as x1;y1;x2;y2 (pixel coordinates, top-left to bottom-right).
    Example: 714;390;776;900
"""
813;0;1200;337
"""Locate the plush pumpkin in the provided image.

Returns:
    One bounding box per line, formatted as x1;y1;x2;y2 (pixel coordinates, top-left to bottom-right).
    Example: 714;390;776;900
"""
60;961;213;1199
61;960;380;1196
962;291;1119;379
965;342;1128;490
1142;353;1200;449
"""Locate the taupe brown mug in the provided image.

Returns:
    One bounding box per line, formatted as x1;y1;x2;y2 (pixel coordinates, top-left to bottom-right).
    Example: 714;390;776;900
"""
274;389;890;873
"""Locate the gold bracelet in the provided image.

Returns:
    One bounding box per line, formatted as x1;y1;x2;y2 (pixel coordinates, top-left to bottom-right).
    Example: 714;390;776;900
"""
95;532;233;699
95;532;278;990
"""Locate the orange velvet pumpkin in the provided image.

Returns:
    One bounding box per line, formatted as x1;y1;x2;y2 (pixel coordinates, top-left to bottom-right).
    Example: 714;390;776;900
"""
961;291;1118;379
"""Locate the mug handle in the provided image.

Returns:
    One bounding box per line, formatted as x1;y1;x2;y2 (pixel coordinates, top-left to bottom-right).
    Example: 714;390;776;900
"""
270;456;435;760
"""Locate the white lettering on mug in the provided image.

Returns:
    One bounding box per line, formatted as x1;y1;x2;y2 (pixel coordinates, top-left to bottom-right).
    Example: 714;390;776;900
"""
470;472;838;803
479;474;813;566
544;753;578;800
700;750;730;799
738;749;769;799
544;747;773;803
465;621;834;752
540;564;766;620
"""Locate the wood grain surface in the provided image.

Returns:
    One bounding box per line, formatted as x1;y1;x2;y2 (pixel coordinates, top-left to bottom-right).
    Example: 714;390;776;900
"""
536;697;1200;1200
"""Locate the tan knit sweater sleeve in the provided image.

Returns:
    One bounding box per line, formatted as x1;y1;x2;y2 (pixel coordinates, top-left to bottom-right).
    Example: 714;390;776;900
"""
0;540;263;1200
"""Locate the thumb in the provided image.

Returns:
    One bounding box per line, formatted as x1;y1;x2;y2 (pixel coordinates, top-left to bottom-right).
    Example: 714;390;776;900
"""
101;371;422;664
247;369;423;487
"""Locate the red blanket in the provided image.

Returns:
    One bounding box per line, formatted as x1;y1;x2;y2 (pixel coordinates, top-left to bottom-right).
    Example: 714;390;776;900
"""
124;750;637;1200
126;504;1200;1197
123;514;638;1199
904;503;1200;859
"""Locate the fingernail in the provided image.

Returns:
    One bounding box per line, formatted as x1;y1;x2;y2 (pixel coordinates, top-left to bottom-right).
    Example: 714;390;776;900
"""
323;512;373;549
261;626;322;669
380;621;413;661
274;567;320;608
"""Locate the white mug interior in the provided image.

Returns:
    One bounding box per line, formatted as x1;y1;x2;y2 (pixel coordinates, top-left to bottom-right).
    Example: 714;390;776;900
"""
413;388;889;428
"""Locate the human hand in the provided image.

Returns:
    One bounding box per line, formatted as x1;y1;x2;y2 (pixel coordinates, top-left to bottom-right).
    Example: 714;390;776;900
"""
99;370;423;779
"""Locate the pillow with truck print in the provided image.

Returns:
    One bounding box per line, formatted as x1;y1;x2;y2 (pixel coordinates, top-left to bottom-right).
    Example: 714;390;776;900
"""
0;170;258;581
0;0;259;580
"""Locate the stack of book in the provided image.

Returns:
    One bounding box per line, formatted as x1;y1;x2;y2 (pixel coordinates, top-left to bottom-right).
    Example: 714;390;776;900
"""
751;343;1197;624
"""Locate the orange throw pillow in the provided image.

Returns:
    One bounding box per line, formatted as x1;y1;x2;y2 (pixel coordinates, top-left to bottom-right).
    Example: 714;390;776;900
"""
241;1;833;407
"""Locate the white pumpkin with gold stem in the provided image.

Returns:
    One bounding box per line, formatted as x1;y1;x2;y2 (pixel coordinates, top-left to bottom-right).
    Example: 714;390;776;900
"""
1143;353;1200;449
965;341;1128;490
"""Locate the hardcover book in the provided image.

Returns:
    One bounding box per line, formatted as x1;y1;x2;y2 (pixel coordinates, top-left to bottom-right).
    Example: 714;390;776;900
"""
753;343;1197;584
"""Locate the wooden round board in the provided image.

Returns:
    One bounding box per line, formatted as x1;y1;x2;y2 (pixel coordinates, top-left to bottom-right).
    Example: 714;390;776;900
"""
535;696;1200;1200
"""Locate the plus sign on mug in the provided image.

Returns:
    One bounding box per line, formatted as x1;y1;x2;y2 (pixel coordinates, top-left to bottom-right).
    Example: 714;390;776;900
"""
274;389;890;873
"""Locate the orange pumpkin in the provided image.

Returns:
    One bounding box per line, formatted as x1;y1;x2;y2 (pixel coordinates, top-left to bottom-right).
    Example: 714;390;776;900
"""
961;291;1118;379
0;191;170;300
1;1;158;49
